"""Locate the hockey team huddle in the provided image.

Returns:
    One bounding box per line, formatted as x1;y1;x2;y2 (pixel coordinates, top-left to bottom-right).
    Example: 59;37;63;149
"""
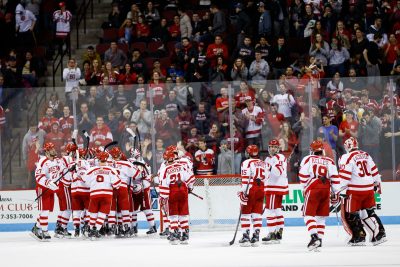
30;135;387;250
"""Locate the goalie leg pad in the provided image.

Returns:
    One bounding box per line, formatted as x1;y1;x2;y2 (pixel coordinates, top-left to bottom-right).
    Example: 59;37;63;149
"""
346;212;366;246
361;208;386;244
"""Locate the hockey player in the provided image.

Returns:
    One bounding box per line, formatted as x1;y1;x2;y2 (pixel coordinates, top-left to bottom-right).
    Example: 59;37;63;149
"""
238;145;267;247
128;148;157;236
336;137;386;246
71;148;91;237
31;143;68;241
159;149;195;245
109;146;139;237
298;140;340;251
262;139;288;244
54;143;76;238
84;151;121;240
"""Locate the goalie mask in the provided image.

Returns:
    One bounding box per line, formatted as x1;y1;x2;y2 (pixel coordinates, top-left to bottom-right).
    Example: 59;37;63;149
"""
246;145;259;158
109;146;122;159
344;137;358;153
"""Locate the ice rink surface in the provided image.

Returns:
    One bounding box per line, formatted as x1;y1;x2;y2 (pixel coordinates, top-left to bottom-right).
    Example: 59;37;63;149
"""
0;225;399;267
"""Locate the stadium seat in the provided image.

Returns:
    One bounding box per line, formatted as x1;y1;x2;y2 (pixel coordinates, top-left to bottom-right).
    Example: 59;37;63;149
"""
102;28;119;43
131;42;147;53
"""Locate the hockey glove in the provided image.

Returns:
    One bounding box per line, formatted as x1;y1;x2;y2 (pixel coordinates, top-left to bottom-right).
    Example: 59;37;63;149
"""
160;197;169;207
330;192;340;205
45;179;59;191
374;182;382;194
237;191;248;206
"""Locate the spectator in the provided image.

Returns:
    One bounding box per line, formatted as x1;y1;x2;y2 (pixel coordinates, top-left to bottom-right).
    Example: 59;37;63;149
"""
177;7;192;39
318;114;338;151
194;136;215;175
52;2;72;53
257;1;272;37
230;57;249;84
234;3;251;46
343;68;365;92
44;121;65;156
20;51;39;87
118;19;135;46
121;121;139;155
242;96;264;146
164;90;180;119
339;110;359;143
191;12;207;42
209;56;228;82
132;75;146;109
15;4;36;49
22;123;45;188
309;33;330;68
217;139;234;174
135;15;151;42
316;131;334;160
105;109;119;140
129;49;147;78
235;81;256;109
90;116;113;148
185;126;199;156
332;20;351;50
328;37;350;77
131;99;152;140
38;106;58;133
366;17;388;48
350;29;368;73
47;92;63;118
193;102;211;135
249;49;269;91
126;3;141;23
82;46;102;67
255;35;272;60
143;1;160;27
233;36;255;68
326;72;344;93
101;61;119;85
104;42;127;70
209;3;226;37
381;109;400;169
283;66;299;93
383;34;399;75
148;71;166;109
86;59;102;86
264;102;285;139
112;84;129;111
270;36;290;78
58;105;74;141
152;18;169;44
277;121;298;159
87;86;107;117
154;138;165;171
168;15;181;41
155;109;176;147
77;102;96;132
363;33;383;87
62;58;81;101
359;110;382;162
118;63;137;85
271;83;296;124
225;124;245;174
105;3;123;28
205;122;222;153
206;35;229;68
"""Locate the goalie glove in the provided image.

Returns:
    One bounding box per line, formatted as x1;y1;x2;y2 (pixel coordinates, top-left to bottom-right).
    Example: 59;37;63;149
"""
45;179;58;191
237;191;248;206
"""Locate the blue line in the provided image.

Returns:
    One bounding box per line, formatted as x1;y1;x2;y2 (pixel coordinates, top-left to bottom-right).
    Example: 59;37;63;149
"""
1;216;400;232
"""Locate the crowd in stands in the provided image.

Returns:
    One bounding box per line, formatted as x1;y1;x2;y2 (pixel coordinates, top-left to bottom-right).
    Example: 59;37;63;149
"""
12;0;400;186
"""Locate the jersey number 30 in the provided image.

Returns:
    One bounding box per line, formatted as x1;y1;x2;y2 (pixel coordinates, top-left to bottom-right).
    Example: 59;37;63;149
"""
356;161;371;177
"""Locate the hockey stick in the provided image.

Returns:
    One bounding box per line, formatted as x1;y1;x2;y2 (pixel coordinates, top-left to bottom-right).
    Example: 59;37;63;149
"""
229;179;251;246
82;130;90;156
189;191;204;200
34;166;75;202
104;141;118;151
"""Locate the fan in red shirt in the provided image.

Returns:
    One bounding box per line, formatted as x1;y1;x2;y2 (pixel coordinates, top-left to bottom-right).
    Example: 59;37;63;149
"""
44;121;65;156
90;116;113;148
216;87;229;122
136;16;150;41
118;63;137;85
265;103;286;138
38;107;59;133
206;35;229;67
59;106;74;141
148;71;166;109
234;81;256;110
339;110;358;143
168;15;181;40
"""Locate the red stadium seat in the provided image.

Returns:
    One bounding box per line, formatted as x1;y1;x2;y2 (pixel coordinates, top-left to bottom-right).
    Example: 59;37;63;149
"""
147;41;163;53
102;28;119;43
96;43;110;55
131;42;147;53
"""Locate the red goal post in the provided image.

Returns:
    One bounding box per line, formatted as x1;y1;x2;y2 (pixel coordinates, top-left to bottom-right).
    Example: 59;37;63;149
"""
159;174;242;232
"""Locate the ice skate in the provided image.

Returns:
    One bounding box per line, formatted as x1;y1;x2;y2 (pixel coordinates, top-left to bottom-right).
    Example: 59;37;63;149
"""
42;230;52;241
30;225;44;242
239;230;251;247
108;225;117;236
129;226;138;237
123;225;131;237
81;224;90;238
146;225;157;235
372;230;387;246
74;227;80;238
169;230;180;245
54;223;64;239
275;228;283;241
347;236;366;246
180;229;189;245
250;229;260;247
62;228;72;239
159;227;170;239
89;228;101;241
307;234;321;251
262;232;279;244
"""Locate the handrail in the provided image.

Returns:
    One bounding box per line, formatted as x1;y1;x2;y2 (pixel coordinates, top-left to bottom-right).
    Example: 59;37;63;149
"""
52;40;70;88
75;0;94;49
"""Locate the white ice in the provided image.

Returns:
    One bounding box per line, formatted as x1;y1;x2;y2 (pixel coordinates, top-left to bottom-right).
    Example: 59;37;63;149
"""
0;225;399;267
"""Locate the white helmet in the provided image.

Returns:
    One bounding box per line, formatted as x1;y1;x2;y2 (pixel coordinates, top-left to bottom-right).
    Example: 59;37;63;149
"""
344;137;358;153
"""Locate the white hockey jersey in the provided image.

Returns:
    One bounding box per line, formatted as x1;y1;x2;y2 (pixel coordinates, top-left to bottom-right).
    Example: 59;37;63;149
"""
128;158;152;189
71;159;91;195
271;93;296;118
338;150;381;195
53;10;72;37
240;158;267;192
298;155;340;193
159;163;195;199
264;153;288;195
241;105;263;138
114;160;140;188
35;156;67;190
84;166;121;198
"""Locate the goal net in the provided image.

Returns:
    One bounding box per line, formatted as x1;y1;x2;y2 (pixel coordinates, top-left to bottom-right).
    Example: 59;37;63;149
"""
188;175;241;231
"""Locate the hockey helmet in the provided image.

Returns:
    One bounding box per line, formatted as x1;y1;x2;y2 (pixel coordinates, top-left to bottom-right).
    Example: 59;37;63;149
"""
268;139;280;147
166;145;178;154
310;140;324;153
268;139;280;155
163;150;176;162
109;146;122;159
246;145;259;157
43;142;55;152
78;148;87;158
96;151;109;162
344;137;358;152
